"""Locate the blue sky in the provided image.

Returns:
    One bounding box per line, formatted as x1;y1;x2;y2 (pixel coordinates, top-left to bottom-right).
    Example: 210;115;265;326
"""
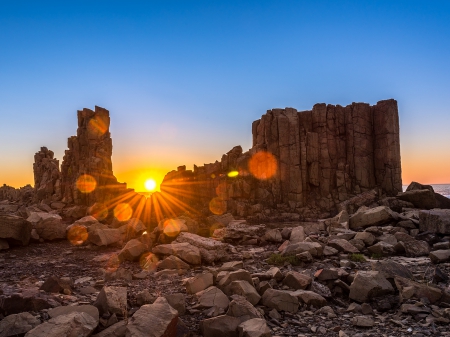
1;0;450;189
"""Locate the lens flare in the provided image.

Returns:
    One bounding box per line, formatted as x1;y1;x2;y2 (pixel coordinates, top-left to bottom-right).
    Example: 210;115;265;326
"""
67;225;88;246
114;203;133;222
163;219;182;237
215;183;228;199
88;115;108;136
89;203;108;221
106;254;121;272
139;252;159;272
76;174;97;193
228;171;239;178
145;179;157;191
248;151;278;180
209;197;227;215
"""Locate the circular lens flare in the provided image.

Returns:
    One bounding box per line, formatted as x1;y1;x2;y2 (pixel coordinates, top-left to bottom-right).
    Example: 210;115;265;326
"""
114;203;133;222
67;225;88;246
163;219;182;237
145;179;157;191
76;174;97;193
248;151;278;180
89;203;108;221
209;197;227;215
139;252;159;272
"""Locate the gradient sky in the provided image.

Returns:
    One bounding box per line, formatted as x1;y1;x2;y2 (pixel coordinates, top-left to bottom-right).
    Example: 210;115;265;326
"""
1;0;449;191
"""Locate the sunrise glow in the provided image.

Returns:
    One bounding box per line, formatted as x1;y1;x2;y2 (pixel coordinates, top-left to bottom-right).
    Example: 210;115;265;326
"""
145;178;157;191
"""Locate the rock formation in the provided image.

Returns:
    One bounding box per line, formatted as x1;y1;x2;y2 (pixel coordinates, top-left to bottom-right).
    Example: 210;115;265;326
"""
60;106;132;206
161;99;402;219
33;147;62;202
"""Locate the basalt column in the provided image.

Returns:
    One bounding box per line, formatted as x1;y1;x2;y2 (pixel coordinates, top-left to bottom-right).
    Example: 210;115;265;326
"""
252;99;402;209
60;106;128;206
33;147;62;202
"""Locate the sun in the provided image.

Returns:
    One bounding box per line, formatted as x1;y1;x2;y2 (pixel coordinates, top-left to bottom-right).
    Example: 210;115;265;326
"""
144;178;157;191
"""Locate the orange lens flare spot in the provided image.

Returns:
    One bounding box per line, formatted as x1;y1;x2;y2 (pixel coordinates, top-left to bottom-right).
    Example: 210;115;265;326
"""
215;182;228;199
228;171;239;178
139;252;159;272
248;151;278;180
76;174;97;194
88;116;108;136
114;203;133;222
163;219;182;237
67;225;88;246
89;203;108;221
209;197;227;215
106;254;121;272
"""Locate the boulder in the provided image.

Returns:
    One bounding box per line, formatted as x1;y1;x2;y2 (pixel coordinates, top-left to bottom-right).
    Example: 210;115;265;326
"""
175;232;228;264
152;242;201;265
164;293;185;316
0;214;31;245
352;316;374;327
185;272;214;294
419;209;450;234
196;286;229;311
395;276;448;304
291;290;327;308
281;241;323;257
262;229;283;243
94;286;127;316
349;206;398;229
349;271;394;303
48;305;99;322
327;239;359;254
39;276;72;294
118;239;147;261
289;226;305;243
237;318;271;337
24;312;97;337
371;260;413;280
200;315;242;337
227;281;261;305
158;255;190;270
125;297;178;337
0;312;40;337
33;214;66;241
397;189;437;209
89;228;121;246
367;242;395;256
429;249;450;264
282;271;312;290
226;296;263;321
402;240;429;257
261;289;298;313
218;269;254;289
354;232;375;246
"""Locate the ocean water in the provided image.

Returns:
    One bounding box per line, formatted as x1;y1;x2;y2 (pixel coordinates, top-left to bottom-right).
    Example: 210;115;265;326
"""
402;184;450;199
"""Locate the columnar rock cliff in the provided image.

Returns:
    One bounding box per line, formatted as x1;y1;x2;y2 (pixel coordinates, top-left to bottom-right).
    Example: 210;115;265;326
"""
60;106;130;205
161;99;402;219
33;147;61;202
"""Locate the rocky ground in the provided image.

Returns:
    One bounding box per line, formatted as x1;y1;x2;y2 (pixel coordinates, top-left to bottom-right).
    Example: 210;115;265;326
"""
1;184;450;336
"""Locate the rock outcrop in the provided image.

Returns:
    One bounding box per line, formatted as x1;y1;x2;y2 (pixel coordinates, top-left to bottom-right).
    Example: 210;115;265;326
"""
161;99;402;219
33;147;62;202
60;106;134;206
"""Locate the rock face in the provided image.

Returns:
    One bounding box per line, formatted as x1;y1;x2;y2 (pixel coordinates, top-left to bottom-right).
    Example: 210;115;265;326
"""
33;147;62;202
160;99;402;218
60;106;132;206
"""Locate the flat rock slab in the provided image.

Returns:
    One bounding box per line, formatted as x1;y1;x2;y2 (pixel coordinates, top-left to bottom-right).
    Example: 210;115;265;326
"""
419;209;450;234
24;312;97;337
0;312;40;337
125;297;178;337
